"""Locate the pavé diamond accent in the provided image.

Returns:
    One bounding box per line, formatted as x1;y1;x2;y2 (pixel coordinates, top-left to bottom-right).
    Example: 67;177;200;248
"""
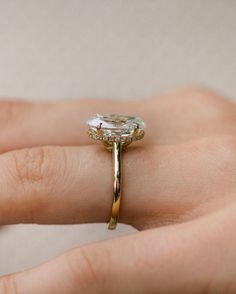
87;114;145;147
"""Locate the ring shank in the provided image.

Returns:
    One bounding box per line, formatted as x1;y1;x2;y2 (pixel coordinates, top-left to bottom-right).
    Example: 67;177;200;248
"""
108;142;122;229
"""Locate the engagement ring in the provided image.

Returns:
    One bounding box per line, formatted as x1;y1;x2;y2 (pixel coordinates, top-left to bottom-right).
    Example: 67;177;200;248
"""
87;114;145;229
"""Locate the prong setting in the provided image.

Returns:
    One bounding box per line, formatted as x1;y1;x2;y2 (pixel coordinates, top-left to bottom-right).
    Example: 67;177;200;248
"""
87;114;145;149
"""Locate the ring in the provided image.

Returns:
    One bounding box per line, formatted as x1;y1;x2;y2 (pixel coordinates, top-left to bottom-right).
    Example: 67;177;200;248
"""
87;114;145;229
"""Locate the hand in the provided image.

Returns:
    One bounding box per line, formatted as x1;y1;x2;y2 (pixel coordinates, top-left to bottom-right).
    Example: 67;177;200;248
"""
1;87;236;293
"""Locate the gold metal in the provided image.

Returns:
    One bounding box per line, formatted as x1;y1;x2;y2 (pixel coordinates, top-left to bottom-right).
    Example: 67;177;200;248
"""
108;141;122;229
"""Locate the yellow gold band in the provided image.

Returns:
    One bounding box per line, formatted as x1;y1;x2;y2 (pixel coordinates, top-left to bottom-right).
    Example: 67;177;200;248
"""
108;142;122;229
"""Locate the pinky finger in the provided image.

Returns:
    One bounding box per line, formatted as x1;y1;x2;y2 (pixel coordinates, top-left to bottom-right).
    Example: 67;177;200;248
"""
2;204;236;293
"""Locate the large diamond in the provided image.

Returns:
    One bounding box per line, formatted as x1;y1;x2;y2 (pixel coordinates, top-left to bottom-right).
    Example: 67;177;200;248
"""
87;114;145;145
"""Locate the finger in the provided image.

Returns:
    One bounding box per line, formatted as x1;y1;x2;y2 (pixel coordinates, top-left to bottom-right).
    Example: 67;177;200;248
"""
144;86;236;144
0;99;131;153
0;136;235;227
1;204;236;293
1;87;236;152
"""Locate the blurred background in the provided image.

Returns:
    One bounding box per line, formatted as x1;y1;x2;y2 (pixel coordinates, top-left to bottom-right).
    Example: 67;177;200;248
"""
0;0;235;275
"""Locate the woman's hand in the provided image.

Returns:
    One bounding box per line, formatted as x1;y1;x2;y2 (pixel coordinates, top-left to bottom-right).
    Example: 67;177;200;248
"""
1;87;236;293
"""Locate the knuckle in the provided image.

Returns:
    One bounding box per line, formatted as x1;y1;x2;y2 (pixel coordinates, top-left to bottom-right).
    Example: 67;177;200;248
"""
0;275;19;294
11;147;49;186
8;146;67;191
65;247;106;289
79;247;102;283
5;146;68;222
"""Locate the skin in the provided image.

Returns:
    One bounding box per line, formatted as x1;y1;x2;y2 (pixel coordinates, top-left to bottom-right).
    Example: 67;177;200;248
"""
0;86;236;293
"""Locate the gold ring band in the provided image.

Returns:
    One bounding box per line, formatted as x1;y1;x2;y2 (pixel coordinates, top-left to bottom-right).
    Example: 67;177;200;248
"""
108;142;122;229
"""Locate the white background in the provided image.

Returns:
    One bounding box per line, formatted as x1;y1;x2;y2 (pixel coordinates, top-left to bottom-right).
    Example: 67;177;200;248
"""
0;0;235;274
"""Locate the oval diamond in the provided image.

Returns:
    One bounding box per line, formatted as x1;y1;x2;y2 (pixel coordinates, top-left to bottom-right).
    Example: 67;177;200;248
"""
87;114;145;145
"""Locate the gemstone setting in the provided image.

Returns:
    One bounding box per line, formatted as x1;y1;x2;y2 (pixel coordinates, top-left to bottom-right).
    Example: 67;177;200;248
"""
87;114;145;147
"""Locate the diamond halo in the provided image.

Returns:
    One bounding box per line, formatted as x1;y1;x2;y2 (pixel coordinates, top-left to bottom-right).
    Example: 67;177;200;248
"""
87;114;145;148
